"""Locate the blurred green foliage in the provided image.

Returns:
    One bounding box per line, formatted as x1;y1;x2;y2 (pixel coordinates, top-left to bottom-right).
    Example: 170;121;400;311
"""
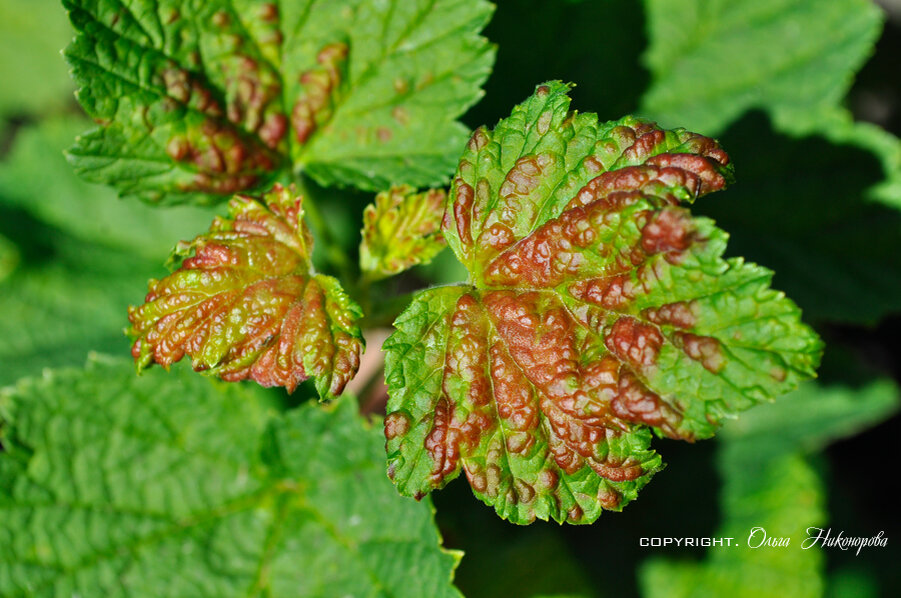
1;0;899;597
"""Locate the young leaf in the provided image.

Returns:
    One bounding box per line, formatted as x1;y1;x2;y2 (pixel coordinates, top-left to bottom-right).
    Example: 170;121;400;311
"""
384;81;822;524
360;185;447;279
128;184;363;397
0;358;463;598
63;0;495;203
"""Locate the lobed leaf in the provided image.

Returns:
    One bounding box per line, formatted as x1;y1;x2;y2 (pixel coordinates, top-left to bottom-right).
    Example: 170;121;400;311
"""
128;184;363;397
384;82;822;524
63;0;495;204
0;357;463;598
360;185;447;279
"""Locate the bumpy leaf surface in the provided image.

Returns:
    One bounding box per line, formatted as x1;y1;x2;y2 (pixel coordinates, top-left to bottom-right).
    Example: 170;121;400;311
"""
0;358;463;598
360;185;447;278
128;184;363;397
384;81;822;524
62;0;494;203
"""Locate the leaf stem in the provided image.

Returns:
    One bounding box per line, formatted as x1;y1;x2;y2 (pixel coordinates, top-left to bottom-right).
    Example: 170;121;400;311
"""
293;174;355;281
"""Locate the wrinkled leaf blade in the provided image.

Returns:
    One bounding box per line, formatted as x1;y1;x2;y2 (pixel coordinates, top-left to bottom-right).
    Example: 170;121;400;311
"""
127;184;363;397
385;82;821;524
0;357;462;598
63;0;495;203
360;185;447;278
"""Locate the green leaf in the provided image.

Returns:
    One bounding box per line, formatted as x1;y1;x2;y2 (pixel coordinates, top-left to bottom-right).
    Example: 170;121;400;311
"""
641;452;826;598
360;185;447;279
0;357;463;598
128;184;364;397
0;117;217;260
63;0;495;203
384;82;821;524
640;0;883;135
639;0;901;322
640;379;899;598
0;0;74;117
721;380;901;463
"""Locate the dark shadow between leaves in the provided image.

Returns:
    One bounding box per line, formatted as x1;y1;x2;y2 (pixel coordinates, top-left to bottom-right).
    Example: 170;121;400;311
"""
434;439;719;598
700;111;898;326
463;0;650;130
0;202;57;267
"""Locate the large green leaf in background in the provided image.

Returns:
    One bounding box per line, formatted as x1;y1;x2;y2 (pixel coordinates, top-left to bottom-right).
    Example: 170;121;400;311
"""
642;0;882;135
63;0;495;203
640;0;901;324
0;117;216;385
0;357;462;598
640;379;900;598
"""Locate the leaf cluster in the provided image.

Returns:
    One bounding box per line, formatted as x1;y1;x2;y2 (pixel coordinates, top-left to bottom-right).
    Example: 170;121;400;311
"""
1;0;900;596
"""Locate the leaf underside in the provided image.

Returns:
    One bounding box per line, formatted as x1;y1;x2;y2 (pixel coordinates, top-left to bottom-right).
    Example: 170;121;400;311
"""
360;185;447;279
63;0;495;204
384;81;822;525
128;184;363;398
0;358;462;598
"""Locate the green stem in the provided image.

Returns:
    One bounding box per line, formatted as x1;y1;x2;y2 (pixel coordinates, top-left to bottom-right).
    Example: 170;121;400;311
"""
293;174;355;282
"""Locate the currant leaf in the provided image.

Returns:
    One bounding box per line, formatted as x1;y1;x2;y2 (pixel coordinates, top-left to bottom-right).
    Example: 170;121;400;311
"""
128;184;363;397
384;81;822;524
63;0;495;203
360;185;447;279
0;358;463;598
641;0;883;136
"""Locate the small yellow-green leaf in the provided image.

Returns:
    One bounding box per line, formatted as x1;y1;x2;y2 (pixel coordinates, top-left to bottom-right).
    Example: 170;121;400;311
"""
360;185;447;279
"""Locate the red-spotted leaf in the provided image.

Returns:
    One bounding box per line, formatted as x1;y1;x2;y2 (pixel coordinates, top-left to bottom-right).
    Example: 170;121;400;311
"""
384;81;822;524
360;185;447;279
63;0;495;203
128;184;363;398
